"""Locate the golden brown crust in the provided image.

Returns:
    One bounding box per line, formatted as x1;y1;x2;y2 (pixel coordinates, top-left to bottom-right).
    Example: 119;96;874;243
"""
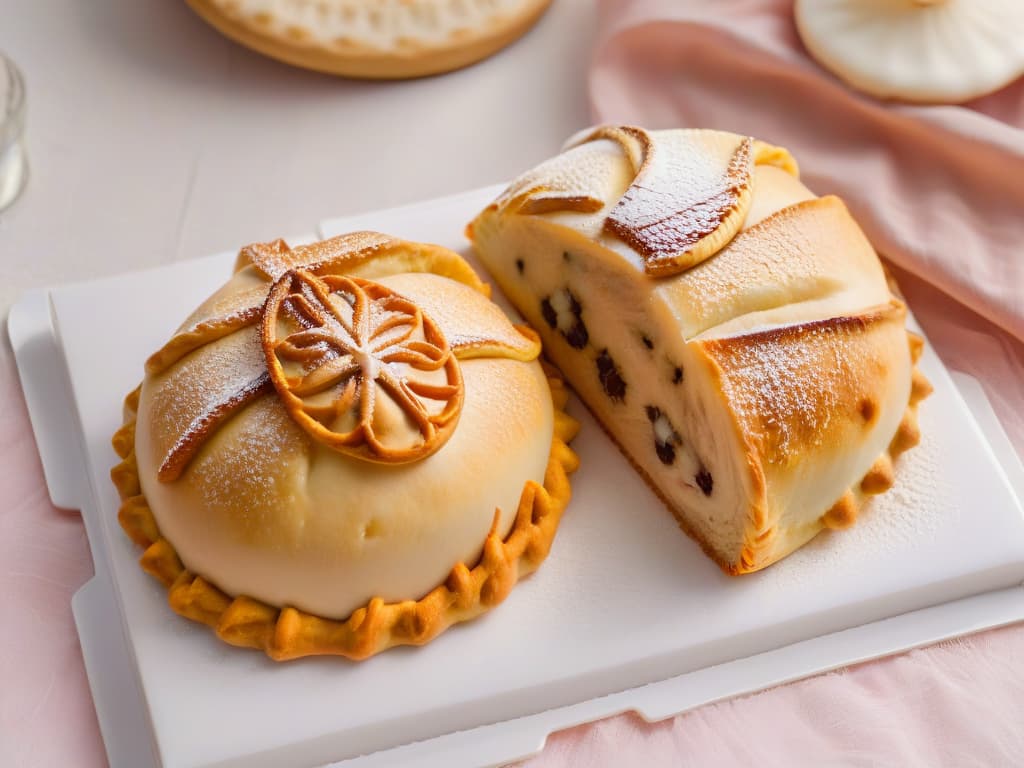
115;232;574;654
501;127;790;278
600;129;754;277
145;306;263;377
734;330;930;572
185;0;552;80
147;233;542;486
111;368;578;661
702;304;931;573
703;302;907;468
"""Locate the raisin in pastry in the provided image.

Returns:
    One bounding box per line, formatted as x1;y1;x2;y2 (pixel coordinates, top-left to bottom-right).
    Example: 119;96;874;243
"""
467;127;930;574
110;232;578;660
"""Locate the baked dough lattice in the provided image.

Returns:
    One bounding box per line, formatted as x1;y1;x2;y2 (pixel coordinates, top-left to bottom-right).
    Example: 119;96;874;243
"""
111;232;578;660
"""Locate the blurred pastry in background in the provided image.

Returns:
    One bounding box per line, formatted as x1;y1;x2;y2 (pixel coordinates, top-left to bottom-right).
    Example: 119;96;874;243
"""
468;126;931;574
185;0;552;79
795;0;1024;103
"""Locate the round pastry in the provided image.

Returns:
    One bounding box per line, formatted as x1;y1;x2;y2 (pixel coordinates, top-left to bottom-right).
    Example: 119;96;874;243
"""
110;232;579;660
794;0;1024;103
185;0;553;79
468;126;932;574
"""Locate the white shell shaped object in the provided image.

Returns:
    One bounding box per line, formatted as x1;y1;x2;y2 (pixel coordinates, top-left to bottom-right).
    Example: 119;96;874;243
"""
794;0;1024;103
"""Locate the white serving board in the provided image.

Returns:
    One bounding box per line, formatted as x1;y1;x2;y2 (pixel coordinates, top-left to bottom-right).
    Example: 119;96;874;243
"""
8;187;1024;768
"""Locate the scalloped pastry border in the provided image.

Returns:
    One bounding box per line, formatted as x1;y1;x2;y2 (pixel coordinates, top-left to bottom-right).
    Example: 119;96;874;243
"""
110;367;579;662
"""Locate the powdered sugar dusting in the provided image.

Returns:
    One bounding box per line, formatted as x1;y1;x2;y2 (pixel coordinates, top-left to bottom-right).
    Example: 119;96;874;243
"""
147;328;269;471
157;371;271;482
240;232;397;281
605;132;752;272
190;396;305;545
495;137;628;227
864;426;953;548
659;196;884;341
713;320;866;461
178;328;267;413
147;304;264;376
761;412;955;591
378;272;539;358
178;281;267;334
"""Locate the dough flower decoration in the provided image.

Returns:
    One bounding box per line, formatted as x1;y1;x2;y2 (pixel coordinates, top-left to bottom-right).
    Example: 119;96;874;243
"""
262;270;463;463
146;232;543;485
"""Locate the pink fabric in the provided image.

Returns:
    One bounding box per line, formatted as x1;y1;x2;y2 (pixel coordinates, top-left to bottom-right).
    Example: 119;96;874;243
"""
0;348;105;768
523;1;1024;764
521;626;1024;766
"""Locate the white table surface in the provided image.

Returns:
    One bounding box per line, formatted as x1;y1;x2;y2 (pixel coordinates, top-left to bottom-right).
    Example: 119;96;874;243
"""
0;0;596;320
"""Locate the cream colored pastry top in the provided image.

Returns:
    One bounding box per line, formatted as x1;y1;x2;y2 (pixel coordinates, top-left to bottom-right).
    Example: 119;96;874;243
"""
133;234;553;619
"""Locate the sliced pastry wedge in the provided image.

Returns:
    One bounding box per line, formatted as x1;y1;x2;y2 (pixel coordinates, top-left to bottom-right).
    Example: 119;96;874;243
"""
468;126;930;573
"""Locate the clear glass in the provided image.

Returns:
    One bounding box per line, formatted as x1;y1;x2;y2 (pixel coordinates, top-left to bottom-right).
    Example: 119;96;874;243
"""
0;52;28;213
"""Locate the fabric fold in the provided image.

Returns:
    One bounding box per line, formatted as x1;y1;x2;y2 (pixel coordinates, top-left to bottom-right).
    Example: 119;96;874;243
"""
589;0;1024;455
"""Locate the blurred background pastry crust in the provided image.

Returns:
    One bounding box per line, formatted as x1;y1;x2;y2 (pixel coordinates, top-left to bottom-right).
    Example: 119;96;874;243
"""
185;0;553;79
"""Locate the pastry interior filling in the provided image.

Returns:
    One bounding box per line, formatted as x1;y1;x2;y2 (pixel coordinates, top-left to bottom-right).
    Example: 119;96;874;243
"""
470;127;923;570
